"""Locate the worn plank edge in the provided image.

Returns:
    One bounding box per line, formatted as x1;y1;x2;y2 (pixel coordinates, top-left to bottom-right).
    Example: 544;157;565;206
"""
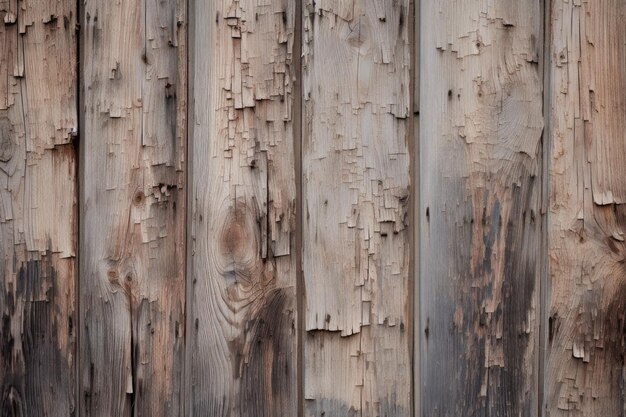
539;0;551;415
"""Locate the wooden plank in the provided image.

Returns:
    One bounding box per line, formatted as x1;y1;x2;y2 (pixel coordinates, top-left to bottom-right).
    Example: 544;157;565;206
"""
419;1;544;415
0;0;77;415
546;0;626;415
186;1;297;416
302;1;412;416
79;0;186;415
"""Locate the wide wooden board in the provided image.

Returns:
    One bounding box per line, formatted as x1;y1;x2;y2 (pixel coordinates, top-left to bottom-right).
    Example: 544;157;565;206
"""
546;0;626;415
186;1;297;416
303;1;412;415
420;1;544;415
79;0;186;415
0;1;77;415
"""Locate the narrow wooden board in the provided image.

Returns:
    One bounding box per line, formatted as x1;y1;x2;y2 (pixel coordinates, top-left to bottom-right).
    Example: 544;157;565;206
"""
186;1;297;415
0;0;77;415
420;1;544;415
302;1;412;415
79;0;186;415
546;0;626;415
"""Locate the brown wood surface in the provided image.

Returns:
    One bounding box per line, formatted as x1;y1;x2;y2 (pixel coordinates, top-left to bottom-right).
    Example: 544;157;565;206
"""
302;0;412;416
0;0;77;415
420;0;544;416
79;0;186;415
186;1;297;416
546;0;626;415
0;1;625;416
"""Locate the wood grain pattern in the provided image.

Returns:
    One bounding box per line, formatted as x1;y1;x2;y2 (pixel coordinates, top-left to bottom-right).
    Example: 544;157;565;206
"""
0;0;77;415
420;1;543;415
186;1;297;416
546;0;626;415
302;0;412;415
79;0;186;415
3;2;626;415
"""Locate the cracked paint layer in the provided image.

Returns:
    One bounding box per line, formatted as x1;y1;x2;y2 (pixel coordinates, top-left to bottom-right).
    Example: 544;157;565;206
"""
303;0;411;416
546;0;626;415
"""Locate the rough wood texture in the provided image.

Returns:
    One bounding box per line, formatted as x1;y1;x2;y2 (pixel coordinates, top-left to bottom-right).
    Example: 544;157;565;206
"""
546;0;626;415
186;1;297;416
302;0;411;415
420;1;543;415
0;0;77;415
79;0;186;415
6;1;626;415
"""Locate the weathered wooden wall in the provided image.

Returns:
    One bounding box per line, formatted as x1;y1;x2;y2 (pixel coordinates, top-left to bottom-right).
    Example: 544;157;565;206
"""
0;0;625;416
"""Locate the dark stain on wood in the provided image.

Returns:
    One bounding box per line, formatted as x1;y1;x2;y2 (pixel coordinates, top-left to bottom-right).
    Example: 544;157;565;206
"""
1;386;25;417
604;278;626;368
0;115;15;162
241;288;295;417
2;256;75;417
499;177;538;415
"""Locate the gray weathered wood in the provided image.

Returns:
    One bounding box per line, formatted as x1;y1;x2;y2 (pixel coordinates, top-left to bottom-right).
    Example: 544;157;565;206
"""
79;0;186;415
546;0;626;414
302;1;412;415
420;1;544;415
8;1;626;415
0;0;77;415
186;1;297;416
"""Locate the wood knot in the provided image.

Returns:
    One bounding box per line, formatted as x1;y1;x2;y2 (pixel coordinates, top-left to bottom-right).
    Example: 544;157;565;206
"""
133;190;145;206
218;203;260;277
221;217;248;257
123;272;136;293
107;269;119;283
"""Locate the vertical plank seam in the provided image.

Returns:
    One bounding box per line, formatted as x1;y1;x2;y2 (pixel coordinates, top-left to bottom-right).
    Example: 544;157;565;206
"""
539;0;552;416
184;0;195;412
294;0;304;415
409;0;418;415
180;0;190;414
77;0;84;413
